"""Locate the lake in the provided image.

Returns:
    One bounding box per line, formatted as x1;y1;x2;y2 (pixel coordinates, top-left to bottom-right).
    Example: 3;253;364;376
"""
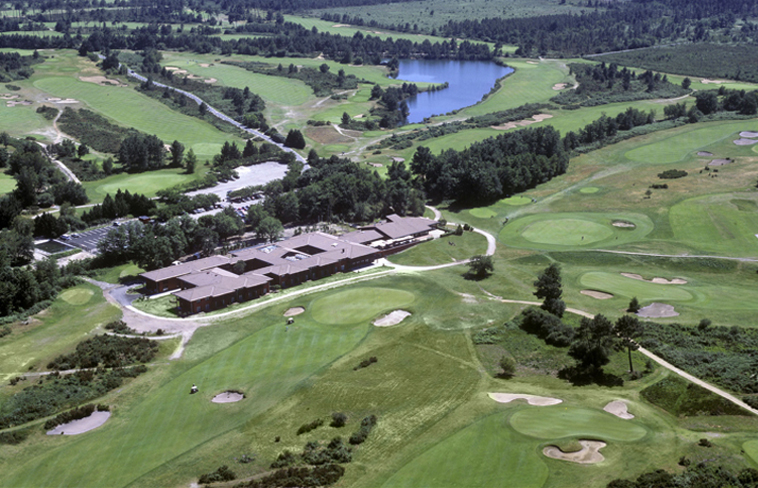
391;59;514;124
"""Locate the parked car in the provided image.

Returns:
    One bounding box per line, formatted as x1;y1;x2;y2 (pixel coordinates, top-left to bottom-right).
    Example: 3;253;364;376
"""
60;235;71;241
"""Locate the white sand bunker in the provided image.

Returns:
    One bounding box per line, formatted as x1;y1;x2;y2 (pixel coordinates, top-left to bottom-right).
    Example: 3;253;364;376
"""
204;78;217;84
211;391;245;403
637;302;679;318
492;114;553;130
6;100;31;106
701;79;729;84
581;290;613;300
526;61;538;65
604;400;634;419
543;440;607;464
373;310;411;327
50;98;78;104
488;392;562;406
0;93;19;100
552;83;567;90
79;75;125;87
621;273;686;284
612;220;635;228
284;306;305;317
709;159;732;166
697;151;714;156
199;63;211;68
46;411;111;435
740;131;758;138
734;138;758;146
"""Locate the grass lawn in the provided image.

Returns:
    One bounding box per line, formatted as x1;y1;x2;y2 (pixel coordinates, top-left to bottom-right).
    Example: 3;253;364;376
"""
310;287;416;324
0;283;120;382
0;170;16;194
82;167;201;202
92;263;145;285
132;294;179;318
388;231;488;266
509;406;647;441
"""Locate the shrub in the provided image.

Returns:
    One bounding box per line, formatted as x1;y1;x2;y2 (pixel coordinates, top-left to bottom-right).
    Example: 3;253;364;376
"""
271;450;296;468
0;428;30;445
296;418;324;435
499;356;516;378
237;464;344;488
349;415;377;445
198;465;236;485
330;412;347;428
518;308;575;347
353;356;378;371
658;169;687;179
698;438;712;447
47;334;158;370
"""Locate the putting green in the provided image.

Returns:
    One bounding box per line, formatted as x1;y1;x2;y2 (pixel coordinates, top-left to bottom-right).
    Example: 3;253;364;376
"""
59;287;94;305
522;219;613;245
469;208;497;218
501;195;532;205
382;413;547;488
744;440;758;464
510;406;647;442
310;287;415;325
579;272;694;302
579;187;599;194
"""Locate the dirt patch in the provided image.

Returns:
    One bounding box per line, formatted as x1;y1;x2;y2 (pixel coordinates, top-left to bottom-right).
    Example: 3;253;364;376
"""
637;302;679;318
46;411;111;435
708;159;732;166
284;306;305;317
211;391;245;403
739;131;758;138
701;79;729;84
488;392;562;406
373;310;411;327
79;75;126;87
604;400;634;419
492;113;553;130
305;125;354;145
612;220;635;228
543;440;606;464
697;151;714;156
552;83;567;90
581;290;613;300
734;138;758;146
621;273;686;284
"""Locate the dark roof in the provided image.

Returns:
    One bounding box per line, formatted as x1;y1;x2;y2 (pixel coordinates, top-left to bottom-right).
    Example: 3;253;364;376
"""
174;271;271;302
366;214;437;240
141;255;230;283
340;229;384;244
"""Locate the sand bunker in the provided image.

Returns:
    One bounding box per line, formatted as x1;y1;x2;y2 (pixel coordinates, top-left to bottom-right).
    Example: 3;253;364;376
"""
612;220;635;228
204;78;217;84
0;93;19;100
332;24;350;28
165;66;180;70
604;400;634;419
46;411;111;435
552;83;567;90
734;138;758;146
211;391;244;403
621;273;686;284
488;392;562;406
709;159;732;166
526;61;538;65
284;306;305;317
697;151;714;156
47;98;78;104
492;114;553;130
79;75;125;87
373;310;411;327
581;290;614;300
637;302;679;318
701;79;729;84
199;63;211;68
740;131;758;138
543;440;607;464
6;100;31;106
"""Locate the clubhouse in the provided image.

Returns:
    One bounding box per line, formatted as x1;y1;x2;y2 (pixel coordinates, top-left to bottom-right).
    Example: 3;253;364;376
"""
140;214;438;315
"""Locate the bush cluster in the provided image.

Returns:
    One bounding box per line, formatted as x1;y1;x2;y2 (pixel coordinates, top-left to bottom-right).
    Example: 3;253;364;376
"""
296;418;324;436
640;376;745;417
330;412;347;428
235;464;344;488
658;169;688;179
104;320;137;335
348;415;377;445
518;307;575;347
353;356;377;371
47;335;158;370
198;465;236;485
301;438;353;465
0;428;30;445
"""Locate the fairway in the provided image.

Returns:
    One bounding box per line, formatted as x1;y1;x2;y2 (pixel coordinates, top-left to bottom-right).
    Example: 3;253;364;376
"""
580;187;600;194
522;219;613;245
510;406;647;442
382;413;548;488
579;272;694;302
744;440;758;465
502;195;532;205
59;287;94;305
32;74;242;160
469;207;497;218
310;287;416;325
83;168;199;201
388;231;488;266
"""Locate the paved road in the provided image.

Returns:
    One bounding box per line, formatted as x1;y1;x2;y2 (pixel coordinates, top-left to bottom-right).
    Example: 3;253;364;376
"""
36;142;81;184
101;55;307;166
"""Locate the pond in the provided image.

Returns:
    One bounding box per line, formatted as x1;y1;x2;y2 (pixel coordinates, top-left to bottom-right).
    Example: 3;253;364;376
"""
391;59;513;124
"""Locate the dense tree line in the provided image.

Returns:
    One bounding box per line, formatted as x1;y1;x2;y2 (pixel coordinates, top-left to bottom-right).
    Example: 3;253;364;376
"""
608;463;758;488
224;59;360;97
58;107;144;155
411;125;568;204
0;50;39;82
81;190;156;224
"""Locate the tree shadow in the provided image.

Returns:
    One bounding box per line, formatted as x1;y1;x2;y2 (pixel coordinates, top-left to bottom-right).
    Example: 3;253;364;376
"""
558;366;624;387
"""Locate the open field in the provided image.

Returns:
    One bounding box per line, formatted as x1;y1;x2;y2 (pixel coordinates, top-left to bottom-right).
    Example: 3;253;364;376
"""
82;167;200;202
388;230;488;266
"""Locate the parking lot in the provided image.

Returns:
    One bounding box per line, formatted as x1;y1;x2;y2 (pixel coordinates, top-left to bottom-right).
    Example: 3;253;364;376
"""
61;225;117;253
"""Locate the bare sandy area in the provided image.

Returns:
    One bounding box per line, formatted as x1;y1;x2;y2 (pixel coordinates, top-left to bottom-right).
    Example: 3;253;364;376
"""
492;114;553;130
211;391;244;403
46;411;111;435
526;61;539;65
0;93;19;100
621;273;686;284
543;440;607;464
637;302;679;318
284;306;305;317
79;75;125;87
332;24;350;28
734;138;758;146
368;162;383;168
353;113;364;118
612;221;635;228
204;78;217;84
373;310;411;327
488;392;563;406
604;400;634;419
199;63;211;68
701;79;729;84
552;83;567;90
6;100;31;106
709;159;732;166
740;131;758;138
581;290;613;300
697;151;714;156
